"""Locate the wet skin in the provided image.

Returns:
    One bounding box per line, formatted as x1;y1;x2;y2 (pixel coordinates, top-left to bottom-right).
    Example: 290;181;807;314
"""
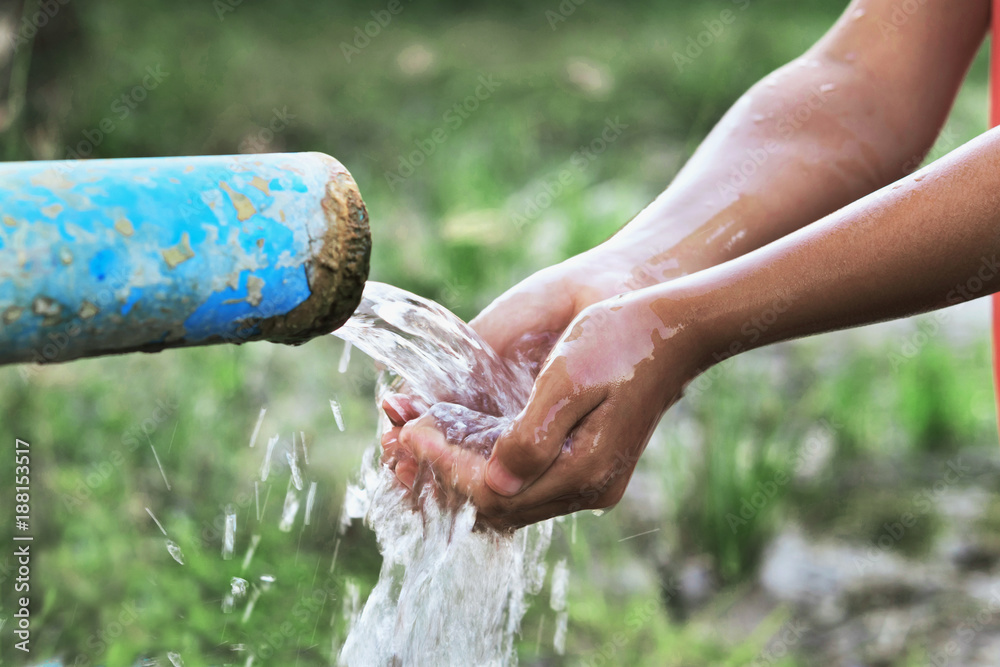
382;0;996;529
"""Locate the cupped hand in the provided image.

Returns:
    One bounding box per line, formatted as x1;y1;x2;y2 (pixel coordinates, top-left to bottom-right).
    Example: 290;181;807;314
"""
395;288;706;529
469;250;638;361
379;250;637;491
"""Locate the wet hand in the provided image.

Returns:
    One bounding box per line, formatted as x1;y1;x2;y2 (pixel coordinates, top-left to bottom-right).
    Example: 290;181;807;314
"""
397;289;705;529
379;251;631;488
470;251;633;360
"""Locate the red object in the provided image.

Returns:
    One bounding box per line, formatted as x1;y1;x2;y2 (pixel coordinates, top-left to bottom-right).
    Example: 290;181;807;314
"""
992;1;1000;435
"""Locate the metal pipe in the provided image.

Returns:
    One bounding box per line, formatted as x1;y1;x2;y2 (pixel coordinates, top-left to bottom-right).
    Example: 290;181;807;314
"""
0;152;370;366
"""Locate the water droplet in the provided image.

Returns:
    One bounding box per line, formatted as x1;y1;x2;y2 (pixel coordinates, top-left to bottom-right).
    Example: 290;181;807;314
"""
549;559;570;612
165;539;185;565
232;577;249;598
299;430;310;466
914;174;925;182
241;534;261;572
278;485;300;532
259;434;278;481
338;341;352;373
553;610;569;656
241;586;262;624
167;651;184;667
851;8;865;19
248;407;266;448
304;481;318;526
751;114;766;123
145;507;167;536
286;445;304;491
342;579;361;624
330;399;346;432
819;83;836;93
222;505;236;560
591;509;605;517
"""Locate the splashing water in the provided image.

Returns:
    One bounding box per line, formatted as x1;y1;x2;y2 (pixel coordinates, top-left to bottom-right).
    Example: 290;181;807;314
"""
329;399;346;432
222;505;237;560
259;434;278;481
165;539;185;565
339;341;352;373
248;407;266;448
222;575;250;613
333;281;558;666
278;484;300;533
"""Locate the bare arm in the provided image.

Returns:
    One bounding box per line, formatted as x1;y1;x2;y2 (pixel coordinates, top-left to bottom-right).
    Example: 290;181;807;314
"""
384;0;993;526
404;126;1000;527
671;128;1000;367
607;0;989;282
474;0;989;356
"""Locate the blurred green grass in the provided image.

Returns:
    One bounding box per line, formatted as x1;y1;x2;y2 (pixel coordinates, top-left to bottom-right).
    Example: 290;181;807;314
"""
0;0;997;664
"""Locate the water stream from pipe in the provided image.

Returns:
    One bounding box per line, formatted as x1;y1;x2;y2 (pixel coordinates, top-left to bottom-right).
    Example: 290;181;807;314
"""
333;281;558;666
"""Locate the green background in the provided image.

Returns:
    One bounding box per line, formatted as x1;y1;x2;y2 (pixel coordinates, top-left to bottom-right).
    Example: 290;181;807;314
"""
0;0;997;665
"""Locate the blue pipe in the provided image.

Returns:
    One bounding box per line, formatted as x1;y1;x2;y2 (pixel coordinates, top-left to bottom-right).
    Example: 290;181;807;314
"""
0;152;370;366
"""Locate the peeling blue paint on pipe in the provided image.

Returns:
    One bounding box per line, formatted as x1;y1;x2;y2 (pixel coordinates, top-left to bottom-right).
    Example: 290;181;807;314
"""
0;152;371;366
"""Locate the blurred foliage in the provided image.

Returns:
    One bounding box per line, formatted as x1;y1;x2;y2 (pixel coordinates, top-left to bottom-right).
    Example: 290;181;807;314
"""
0;0;997;665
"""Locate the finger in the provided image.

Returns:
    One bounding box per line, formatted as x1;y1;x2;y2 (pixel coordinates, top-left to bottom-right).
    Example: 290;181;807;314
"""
478;497;592;531
382;393;422;426
470;274;574;359
484;356;606;497
400;418;491;500
395;456;418;490
380;426;403;465
478;401;608;517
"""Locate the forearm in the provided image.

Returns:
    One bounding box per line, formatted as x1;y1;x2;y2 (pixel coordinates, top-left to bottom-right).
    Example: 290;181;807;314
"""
605;60;917;282
653;128;1000;372
590;0;986;288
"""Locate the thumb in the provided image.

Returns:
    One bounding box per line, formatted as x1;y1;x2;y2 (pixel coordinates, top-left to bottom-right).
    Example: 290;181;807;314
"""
486;356;605;496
